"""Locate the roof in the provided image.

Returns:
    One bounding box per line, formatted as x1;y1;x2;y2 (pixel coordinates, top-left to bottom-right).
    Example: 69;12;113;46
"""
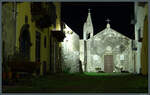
94;23;132;40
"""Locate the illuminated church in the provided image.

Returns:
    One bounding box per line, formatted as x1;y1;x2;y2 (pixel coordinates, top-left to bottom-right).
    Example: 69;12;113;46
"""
79;9;135;73
61;8;146;74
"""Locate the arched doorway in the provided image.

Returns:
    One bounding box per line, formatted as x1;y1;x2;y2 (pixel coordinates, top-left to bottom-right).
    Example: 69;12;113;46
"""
19;24;32;61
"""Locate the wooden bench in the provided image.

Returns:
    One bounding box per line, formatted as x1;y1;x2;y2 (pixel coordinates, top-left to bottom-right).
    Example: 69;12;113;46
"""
3;61;41;85
8;61;41;73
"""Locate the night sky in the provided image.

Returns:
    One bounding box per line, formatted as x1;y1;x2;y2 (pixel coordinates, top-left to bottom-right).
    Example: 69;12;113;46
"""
61;2;134;39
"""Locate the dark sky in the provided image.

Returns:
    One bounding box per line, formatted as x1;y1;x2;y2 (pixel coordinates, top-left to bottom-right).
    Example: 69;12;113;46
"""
61;2;134;39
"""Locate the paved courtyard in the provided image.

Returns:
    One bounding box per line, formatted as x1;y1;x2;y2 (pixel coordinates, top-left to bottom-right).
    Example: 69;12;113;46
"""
2;73;148;93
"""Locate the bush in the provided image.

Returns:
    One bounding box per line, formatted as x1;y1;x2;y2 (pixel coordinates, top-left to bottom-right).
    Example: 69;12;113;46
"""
63;67;71;73
95;67;101;72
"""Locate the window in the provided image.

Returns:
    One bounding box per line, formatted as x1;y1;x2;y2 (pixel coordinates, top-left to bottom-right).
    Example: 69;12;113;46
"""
36;31;41;62
25;16;28;24
87;33;90;39
138;28;141;40
138;28;142;42
132;40;137;50
44;36;46;48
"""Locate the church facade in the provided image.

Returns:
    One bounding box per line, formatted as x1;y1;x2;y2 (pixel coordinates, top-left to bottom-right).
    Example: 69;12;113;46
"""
80;10;135;73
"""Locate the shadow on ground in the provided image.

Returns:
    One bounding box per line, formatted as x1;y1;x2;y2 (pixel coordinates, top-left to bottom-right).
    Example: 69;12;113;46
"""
2;72;148;93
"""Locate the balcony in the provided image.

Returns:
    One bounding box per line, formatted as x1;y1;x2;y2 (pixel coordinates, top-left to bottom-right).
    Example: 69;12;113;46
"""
51;30;65;42
31;2;56;28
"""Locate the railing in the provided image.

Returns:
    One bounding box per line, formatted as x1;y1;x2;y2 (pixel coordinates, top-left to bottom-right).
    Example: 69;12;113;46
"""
5;47;41;73
31;2;56;28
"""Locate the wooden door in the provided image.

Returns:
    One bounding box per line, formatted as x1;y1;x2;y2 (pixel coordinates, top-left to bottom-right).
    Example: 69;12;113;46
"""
104;55;114;73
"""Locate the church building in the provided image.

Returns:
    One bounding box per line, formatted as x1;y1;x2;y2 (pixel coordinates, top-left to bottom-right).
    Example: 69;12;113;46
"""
80;9;135;73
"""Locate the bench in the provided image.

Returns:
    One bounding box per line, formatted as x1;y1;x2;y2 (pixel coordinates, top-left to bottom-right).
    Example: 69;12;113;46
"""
7;61;41;73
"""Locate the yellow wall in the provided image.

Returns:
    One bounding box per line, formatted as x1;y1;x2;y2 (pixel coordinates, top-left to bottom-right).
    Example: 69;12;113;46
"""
16;2;36;61
40;26;52;72
2;3;16;57
16;2;61;74
141;14;148;75
54;2;61;30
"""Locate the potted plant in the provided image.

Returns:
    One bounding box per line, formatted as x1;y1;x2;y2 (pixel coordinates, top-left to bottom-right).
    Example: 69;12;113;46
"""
95;67;101;72
2;62;12;85
2;63;7;81
95;67;104;73
7;66;12;80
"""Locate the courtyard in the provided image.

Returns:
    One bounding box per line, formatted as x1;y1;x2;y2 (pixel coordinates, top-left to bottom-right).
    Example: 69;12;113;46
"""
2;73;148;93
2;2;148;94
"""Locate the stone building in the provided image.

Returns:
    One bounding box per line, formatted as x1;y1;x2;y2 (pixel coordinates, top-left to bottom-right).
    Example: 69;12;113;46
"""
134;2;148;75
61;24;80;73
80;10;135;73
2;2;65;75
2;3;17;62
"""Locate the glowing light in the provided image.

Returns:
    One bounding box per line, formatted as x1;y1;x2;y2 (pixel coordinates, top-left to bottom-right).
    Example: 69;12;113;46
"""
93;55;99;61
120;54;124;60
64;24;73;34
106;46;112;51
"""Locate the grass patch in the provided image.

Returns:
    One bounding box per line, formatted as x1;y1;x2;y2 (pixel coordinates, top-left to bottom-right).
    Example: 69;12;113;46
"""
2;72;148;93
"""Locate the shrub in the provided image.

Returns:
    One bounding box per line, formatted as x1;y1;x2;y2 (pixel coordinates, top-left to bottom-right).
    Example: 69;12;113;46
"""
63;67;71;73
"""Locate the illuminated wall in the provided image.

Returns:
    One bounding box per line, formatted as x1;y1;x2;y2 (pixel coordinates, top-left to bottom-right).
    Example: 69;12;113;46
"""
16;2;35;61
79;40;84;69
54;2;61;30
61;24;80;73
80;24;134;73
134;2;148;74
135;3;148;75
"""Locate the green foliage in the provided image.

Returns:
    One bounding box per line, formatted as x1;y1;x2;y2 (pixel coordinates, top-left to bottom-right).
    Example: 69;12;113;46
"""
95;67;101;71
63;67;71;73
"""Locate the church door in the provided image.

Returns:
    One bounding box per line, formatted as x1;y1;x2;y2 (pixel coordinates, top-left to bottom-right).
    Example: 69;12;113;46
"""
104;55;114;73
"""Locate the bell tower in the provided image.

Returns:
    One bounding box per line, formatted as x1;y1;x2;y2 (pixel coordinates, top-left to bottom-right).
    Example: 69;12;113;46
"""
83;9;94;40
82;9;94;72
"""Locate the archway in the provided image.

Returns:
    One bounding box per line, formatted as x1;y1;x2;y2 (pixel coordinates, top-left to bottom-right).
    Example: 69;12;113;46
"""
19;24;32;61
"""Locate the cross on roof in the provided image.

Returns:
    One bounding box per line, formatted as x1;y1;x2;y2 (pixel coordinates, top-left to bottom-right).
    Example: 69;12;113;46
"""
88;9;91;13
106;18;111;23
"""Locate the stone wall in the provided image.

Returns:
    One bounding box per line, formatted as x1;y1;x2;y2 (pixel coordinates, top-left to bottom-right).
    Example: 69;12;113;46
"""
84;28;134;73
134;2;148;74
61;28;80;73
2;3;16;60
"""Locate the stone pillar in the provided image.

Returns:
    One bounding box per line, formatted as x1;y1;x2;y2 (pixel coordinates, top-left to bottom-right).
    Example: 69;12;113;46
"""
84;40;87;72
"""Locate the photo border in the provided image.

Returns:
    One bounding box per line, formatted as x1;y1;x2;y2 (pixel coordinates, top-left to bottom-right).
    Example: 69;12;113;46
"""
0;0;149;95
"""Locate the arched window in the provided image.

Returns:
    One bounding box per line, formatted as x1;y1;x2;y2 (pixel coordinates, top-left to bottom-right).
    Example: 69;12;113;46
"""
44;36;46;48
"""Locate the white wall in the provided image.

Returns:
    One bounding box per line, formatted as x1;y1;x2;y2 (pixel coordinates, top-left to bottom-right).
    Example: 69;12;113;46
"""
81;27;133;73
134;2;148;73
61;24;80;73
